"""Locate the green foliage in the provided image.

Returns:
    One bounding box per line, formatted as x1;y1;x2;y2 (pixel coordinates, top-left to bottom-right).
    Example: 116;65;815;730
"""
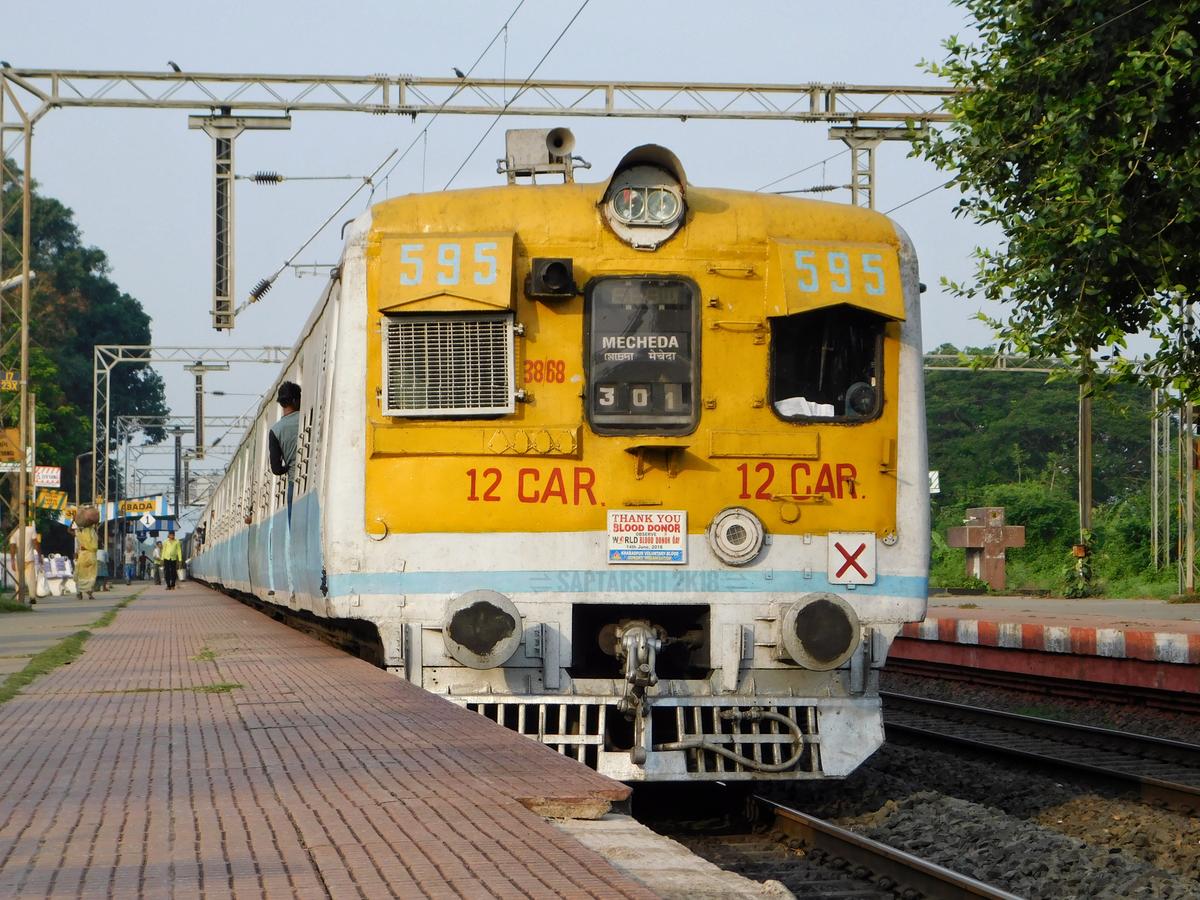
1063;531;1095;598
920;1;1200;394
927;352;1151;509
1;160;168;500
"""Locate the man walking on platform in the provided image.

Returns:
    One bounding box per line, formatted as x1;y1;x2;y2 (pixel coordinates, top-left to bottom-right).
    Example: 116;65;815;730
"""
161;530;182;590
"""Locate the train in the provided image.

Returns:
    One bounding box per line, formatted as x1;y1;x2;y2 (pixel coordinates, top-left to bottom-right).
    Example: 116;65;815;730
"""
190;129;929;782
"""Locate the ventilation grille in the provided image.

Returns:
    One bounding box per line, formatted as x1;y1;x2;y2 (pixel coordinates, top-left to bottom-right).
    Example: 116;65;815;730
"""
383;314;514;416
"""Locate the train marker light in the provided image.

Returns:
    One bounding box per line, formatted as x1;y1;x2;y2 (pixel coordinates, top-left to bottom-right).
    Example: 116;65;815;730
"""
706;506;766;566
779;592;861;670
526;257;577;299
442;590;524;669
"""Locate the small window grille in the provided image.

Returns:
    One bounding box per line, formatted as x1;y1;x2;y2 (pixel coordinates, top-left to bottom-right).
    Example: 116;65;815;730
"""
382;313;516;417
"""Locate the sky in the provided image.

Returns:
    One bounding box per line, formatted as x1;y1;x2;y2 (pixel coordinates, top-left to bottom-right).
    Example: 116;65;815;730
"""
4;0;996;498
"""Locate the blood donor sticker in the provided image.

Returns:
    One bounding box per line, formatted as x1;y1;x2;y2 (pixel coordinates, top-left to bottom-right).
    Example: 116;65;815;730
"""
607;510;687;564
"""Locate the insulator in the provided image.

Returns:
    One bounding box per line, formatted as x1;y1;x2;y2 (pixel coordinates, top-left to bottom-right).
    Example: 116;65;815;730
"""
804;184;840;193
251;171;284;185
249;279;274;301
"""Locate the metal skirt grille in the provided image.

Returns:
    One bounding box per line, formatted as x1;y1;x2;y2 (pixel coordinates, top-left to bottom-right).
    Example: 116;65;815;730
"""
651;703;821;775
466;701;605;769
383;314;514;416
465;699;822;778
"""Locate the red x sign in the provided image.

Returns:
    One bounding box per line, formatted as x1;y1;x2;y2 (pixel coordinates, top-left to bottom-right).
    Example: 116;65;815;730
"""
828;532;876;584
834;542;868;578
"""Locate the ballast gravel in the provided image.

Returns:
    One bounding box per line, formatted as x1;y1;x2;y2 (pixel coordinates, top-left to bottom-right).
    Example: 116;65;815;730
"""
764;739;1200;896
842;791;1197;899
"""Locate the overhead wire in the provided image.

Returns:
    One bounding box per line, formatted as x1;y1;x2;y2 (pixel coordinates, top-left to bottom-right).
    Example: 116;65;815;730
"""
766;1;1162;210
239;0;528;316
755;150;848;193
375;0;528;189
443;0;592;190
875;1;1168;217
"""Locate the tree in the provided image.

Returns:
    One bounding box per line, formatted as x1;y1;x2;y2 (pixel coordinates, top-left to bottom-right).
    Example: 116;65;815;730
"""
920;2;1200;392
925;346;1151;508
1;160;168;499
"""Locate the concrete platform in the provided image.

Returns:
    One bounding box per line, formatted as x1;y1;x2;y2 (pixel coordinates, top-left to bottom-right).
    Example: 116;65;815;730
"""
0;583;140;675
0;581;765;898
891;595;1200;693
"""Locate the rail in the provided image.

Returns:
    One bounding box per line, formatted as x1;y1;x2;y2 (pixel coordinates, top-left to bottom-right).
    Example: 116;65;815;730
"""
752;795;1022;899
883;691;1200;813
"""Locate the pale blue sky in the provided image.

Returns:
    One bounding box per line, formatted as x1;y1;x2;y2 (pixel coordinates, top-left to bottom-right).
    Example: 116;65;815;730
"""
6;0;996;485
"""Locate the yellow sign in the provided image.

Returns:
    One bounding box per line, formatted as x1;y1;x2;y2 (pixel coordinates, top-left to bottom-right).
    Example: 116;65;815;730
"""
36;489;67;510
376;233;514;313
766;241;905;321
119;498;158;514
0;428;20;463
0;370;17;392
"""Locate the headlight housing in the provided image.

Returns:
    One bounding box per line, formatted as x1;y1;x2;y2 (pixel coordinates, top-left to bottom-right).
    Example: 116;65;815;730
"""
779;592;861;670
442;589;523;669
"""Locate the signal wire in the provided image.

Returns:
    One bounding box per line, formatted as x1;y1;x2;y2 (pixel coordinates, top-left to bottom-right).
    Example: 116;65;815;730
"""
443;0;592;190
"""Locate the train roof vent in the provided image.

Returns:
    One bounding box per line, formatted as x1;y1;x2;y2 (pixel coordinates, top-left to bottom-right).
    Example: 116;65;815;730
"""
381;313;516;417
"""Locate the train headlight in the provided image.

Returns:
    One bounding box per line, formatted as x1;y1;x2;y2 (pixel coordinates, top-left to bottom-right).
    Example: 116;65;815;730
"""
611;187;646;222
442;590;523;669
600;145;688;250
706;507;766;566
646;188;680;223
779;592;861;670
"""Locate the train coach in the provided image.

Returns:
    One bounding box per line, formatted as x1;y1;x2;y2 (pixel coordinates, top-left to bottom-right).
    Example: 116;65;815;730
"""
190;130;928;782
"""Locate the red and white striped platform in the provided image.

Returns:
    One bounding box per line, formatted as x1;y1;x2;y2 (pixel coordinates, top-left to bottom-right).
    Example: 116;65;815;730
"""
889;596;1200;693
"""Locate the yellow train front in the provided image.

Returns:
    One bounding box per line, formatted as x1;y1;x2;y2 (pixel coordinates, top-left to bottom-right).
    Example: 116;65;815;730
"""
193;133;928;782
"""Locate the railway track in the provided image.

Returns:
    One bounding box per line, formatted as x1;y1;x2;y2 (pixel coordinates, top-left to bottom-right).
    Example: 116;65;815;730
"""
883;691;1200;812
885;658;1200;714
672;794;1020;899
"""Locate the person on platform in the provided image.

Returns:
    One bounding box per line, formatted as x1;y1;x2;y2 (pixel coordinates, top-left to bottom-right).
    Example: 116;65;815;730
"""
139;533;155;579
152;540;162;585
74;523;98;601
161;530;182;590
123;543;137;585
7;519;40;600
96;544;110;592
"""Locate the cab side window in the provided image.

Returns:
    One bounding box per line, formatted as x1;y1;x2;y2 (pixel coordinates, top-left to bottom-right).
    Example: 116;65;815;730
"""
770;306;883;421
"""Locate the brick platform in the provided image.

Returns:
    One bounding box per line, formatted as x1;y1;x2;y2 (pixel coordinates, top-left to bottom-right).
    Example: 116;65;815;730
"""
0;583;653;898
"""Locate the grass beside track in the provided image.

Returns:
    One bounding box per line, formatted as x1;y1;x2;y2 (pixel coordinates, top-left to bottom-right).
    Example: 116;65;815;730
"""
0;591;141;706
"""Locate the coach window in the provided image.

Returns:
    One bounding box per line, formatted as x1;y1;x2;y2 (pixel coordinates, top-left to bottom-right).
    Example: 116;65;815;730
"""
586;277;699;434
770;305;884;422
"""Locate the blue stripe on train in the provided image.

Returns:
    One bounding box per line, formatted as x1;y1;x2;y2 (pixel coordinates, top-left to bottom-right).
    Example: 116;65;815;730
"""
327;569;929;598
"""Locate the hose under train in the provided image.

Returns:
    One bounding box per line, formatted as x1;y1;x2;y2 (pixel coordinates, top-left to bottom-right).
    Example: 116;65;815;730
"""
653;708;806;773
